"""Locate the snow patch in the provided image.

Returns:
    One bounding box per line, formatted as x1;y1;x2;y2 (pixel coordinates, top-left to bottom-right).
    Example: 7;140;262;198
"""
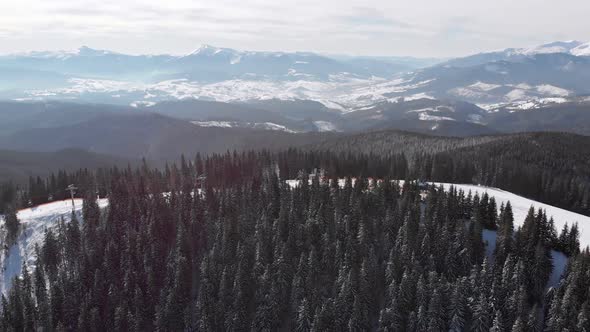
571;42;590;56
401;93;436;101
467;114;484;124
252;122;297;133
192;121;234;128
536;84;570;97
230;56;242;65
418;113;456;121
505;97;570;111
469;82;502;91
548;250;568;288
131;101;156;108
432;182;590;248
505;89;528;101
483;229;497;258
0;199;108;294
313;121;338;132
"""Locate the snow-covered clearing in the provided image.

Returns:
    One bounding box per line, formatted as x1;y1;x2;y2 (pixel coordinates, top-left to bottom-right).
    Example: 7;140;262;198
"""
313;121;338;132
286;179;590;248
431;182;590;248
0;198;107;294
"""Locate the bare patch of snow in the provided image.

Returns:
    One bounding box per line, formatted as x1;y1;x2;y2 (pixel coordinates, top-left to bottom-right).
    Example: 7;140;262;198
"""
536;84;570;97
0;199;108;294
467;114;484;124
450;88;491;100
406;107;435;113
192;121;234;128
418;113;456;121
252;122;297;133
314;121;338;132
571;42;590;56
469;82;502;91
402;93;436;101
505;89;528;101
432;182;590;248
131;101;156;108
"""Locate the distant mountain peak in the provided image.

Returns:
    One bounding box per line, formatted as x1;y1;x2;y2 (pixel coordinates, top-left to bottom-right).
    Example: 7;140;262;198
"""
571;41;590;56
508;40;587;56
186;44;235;56
76;46;117;56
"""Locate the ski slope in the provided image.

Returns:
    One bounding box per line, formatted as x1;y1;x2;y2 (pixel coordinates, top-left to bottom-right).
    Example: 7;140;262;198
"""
0;198;108;294
287;179;590;248
431;182;590;248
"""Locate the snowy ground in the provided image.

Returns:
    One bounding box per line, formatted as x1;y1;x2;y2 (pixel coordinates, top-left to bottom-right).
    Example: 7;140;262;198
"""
431;182;590;249
287;179;590;248
432;182;589;288
0;198;107;294
288;179;582;286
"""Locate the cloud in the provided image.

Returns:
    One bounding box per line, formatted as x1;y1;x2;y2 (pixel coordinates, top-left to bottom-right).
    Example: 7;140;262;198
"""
340;7;413;29
0;0;589;57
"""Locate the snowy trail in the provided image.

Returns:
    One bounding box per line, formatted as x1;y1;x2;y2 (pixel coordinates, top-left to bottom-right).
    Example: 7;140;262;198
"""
287;179;590;248
0;198;107;294
431;182;590;248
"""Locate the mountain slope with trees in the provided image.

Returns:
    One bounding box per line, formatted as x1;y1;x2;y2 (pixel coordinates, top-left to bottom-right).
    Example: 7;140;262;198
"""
306;131;590;215
0;151;587;331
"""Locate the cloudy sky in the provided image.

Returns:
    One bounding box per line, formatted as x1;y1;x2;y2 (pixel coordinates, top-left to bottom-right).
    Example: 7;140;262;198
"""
1;0;589;57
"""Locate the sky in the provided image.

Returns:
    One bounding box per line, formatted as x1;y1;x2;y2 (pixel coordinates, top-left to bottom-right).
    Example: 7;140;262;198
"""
1;0;589;58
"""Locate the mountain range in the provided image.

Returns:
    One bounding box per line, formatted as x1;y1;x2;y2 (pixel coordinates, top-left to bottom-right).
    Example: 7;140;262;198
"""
1;41;588;109
1;40;590;158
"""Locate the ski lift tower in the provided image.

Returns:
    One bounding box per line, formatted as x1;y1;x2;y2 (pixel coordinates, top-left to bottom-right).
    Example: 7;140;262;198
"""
66;184;78;211
195;174;206;197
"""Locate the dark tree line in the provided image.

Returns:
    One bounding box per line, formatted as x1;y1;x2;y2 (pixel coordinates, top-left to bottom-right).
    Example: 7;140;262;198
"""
307;131;590;216
0;182;18;215
2;142;590;217
0;151;586;331
5;144;590;219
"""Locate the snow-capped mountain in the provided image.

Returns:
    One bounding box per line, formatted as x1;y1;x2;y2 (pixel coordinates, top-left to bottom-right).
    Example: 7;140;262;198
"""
0;44;441;108
442;40;590;68
508;40;589;56
0;44;431;84
2;41;590;115
571;42;590;56
384;41;590;106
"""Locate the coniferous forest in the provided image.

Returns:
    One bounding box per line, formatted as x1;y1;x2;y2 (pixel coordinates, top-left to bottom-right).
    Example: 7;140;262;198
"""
2;142;590;217
0;151;588;331
4;2;590;331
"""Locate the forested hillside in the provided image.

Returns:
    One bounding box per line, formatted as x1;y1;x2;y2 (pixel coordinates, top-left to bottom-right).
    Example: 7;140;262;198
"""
306;131;590;215
0;151;588;331
0;149;131;184
1;133;589;217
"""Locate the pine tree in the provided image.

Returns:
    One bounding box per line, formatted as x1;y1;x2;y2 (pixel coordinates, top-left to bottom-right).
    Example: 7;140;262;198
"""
20;262;35;331
471;293;492;332
495;201;514;266
511;317;526;332
576;301;590;332
426;289;445;332
296;298;313;332
490;310;504;332
448;280;468;332
4;204;20;244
